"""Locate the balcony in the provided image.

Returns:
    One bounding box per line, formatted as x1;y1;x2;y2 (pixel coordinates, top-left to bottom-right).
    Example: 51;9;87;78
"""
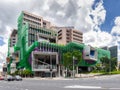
33;65;57;72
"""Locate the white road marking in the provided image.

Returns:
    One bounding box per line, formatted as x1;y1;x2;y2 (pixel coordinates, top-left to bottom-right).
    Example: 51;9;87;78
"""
64;85;120;89
109;88;120;89
64;85;101;89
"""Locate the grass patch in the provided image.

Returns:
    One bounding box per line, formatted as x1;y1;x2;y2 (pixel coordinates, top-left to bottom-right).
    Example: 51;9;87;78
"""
90;70;120;75
110;71;120;74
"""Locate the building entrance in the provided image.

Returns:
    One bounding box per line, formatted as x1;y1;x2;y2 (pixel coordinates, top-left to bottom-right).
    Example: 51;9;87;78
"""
32;51;59;77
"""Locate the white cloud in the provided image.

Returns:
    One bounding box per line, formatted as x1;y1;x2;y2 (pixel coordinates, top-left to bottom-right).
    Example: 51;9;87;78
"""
111;26;120;36
0;63;3;71
0;43;8;71
73;0;95;32
74;0;106;35
91;0;106;26
114;16;120;26
56;0;69;6
56;11;65;17
111;16;120;46
111;16;120;36
84;15;120;54
77;0;94;7
0;20;2;28
42;0;49;11
110;16;120;60
0;25;11;71
84;30;112;47
83;0;109;47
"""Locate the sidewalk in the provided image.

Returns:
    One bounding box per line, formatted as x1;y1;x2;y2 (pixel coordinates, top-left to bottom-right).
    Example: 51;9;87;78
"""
75;74;97;78
23;74;120;80
23;77;71;80
22;74;99;80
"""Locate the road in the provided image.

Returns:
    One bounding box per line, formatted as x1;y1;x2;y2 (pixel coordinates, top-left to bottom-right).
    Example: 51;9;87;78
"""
0;75;120;90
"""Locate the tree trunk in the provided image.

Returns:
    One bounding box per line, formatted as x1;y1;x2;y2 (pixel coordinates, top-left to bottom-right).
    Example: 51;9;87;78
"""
66;68;67;77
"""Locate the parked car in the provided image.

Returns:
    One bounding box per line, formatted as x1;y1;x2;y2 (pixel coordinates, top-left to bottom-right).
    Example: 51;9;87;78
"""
4;75;14;81
0;76;4;80
14;75;22;81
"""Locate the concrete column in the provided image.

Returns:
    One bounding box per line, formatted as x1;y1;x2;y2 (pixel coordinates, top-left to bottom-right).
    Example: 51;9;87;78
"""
76;66;78;74
56;53;60;77
50;55;53;78
31;52;34;71
58;65;60;77
50;55;52;66
56;53;58;64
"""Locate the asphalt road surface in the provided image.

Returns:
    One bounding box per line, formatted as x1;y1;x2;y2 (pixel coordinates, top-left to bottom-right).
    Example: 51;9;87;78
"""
0;75;120;90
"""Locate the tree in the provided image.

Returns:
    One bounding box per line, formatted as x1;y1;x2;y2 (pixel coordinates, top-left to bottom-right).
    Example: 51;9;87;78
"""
100;56;117;72
63;52;72;77
93;63;102;73
63;50;82;77
63;52;72;68
11;70;19;76
72;50;82;66
110;57;117;71
20;69;33;77
93;57;117;73
100;56;110;72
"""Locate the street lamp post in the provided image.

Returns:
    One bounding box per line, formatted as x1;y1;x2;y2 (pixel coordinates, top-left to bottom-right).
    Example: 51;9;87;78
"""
73;56;75;78
109;59;111;74
50;66;52;78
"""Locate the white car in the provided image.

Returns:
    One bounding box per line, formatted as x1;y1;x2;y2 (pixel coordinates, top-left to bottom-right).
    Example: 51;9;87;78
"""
4;75;14;81
14;75;22;81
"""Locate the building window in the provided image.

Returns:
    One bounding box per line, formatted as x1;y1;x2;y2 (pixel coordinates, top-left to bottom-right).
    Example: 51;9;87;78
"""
58;30;62;33
58;37;62;40
43;22;46;25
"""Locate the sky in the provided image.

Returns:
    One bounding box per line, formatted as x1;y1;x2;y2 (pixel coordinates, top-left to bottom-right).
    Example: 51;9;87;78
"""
0;0;120;71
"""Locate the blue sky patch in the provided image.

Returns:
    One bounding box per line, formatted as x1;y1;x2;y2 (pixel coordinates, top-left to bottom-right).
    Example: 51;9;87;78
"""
101;0;120;33
0;36;5;46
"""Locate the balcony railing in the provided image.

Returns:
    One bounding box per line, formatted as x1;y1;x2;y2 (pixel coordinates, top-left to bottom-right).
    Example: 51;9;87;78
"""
33;65;57;69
